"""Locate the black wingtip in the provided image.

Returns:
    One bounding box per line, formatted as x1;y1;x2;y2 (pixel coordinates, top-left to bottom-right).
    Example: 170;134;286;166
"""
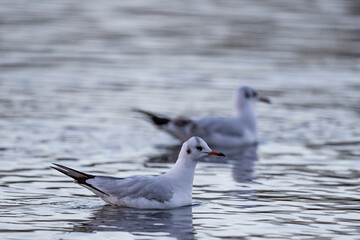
133;108;170;126
51;163;94;183
51;163;109;196
51;165;66;174
51;165;73;179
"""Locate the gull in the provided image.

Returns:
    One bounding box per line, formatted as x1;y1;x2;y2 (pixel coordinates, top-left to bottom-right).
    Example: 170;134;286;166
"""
135;86;270;147
51;137;225;209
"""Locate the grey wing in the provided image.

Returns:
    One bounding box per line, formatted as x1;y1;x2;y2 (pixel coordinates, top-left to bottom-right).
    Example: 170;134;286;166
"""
87;175;174;202
194;117;244;137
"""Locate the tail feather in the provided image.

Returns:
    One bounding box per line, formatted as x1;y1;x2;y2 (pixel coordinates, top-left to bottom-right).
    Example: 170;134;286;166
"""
133;108;170;126
51;163;109;196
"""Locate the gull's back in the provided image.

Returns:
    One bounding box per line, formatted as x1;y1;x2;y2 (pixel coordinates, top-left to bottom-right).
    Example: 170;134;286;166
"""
192;115;256;146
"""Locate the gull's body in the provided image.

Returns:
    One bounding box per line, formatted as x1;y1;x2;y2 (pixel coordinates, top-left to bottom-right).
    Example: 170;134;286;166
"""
52;137;224;209
135;86;270;147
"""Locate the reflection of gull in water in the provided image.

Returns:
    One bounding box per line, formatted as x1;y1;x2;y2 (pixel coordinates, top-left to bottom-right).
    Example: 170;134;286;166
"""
216;145;258;206
73;205;195;240
223;145;258;183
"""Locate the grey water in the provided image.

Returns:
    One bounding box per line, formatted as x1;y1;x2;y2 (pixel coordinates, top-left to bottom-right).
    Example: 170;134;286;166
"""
1;1;360;239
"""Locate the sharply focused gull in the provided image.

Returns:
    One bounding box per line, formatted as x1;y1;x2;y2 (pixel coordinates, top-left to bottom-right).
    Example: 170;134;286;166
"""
51;137;225;209
135;86;270;147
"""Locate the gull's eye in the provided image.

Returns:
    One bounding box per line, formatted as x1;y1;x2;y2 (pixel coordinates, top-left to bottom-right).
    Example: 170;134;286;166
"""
196;146;203;151
253;91;258;97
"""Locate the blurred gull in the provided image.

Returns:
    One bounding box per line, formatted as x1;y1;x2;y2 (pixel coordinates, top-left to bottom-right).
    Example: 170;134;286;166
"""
51;137;225;209
135;86;270;147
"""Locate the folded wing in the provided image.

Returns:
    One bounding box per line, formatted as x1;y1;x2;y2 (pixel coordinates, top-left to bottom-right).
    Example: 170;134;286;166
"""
52;164;174;203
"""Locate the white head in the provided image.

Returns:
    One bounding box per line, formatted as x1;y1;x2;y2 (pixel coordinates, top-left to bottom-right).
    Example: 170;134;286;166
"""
235;86;270;111
180;136;225;161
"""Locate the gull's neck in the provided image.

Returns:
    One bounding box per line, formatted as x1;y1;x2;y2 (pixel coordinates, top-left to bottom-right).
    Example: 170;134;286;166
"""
165;151;197;187
234;102;257;132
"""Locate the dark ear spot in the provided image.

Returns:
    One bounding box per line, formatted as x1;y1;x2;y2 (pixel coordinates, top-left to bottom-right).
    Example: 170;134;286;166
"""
187;148;191;154
245;91;250;99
